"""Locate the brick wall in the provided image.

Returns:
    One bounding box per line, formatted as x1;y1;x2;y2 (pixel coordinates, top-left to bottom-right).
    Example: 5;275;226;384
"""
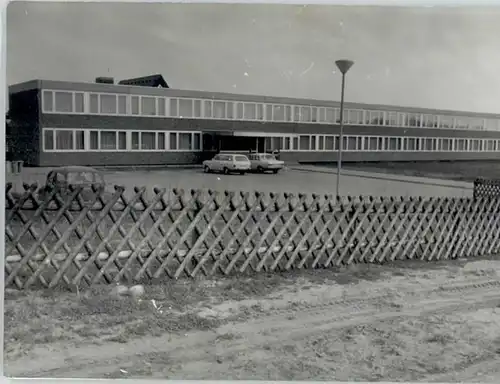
8;89;40;166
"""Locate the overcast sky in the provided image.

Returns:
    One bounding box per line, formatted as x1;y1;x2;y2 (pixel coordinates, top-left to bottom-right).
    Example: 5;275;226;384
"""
6;2;500;113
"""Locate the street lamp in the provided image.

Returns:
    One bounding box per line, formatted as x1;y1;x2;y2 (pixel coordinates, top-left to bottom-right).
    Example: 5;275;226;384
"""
335;59;354;198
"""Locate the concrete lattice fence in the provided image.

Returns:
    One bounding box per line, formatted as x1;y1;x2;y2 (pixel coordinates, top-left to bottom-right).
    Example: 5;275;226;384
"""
473;178;500;200
5;182;500;290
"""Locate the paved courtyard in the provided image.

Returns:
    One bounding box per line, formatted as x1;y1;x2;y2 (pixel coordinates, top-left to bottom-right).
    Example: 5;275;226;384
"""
8;165;473;198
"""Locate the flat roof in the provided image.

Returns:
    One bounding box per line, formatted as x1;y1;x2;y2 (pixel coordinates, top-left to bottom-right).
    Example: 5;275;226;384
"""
8;78;500;119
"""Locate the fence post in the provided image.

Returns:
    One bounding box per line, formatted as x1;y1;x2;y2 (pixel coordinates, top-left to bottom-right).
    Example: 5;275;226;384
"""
16;160;24;174
188;189;203;269
6;161;24;194
190;226;201;269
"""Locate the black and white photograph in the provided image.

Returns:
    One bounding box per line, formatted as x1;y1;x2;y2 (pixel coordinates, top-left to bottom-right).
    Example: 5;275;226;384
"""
4;1;500;381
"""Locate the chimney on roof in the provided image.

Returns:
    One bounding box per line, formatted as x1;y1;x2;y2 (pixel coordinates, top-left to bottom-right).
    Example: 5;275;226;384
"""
95;77;114;84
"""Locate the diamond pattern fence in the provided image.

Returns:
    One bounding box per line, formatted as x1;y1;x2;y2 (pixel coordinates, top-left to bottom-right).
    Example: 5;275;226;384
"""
473;178;500;200
6;181;500;290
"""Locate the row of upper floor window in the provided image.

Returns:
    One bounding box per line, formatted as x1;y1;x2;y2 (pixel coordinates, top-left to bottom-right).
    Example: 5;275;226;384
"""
40;90;500;132
265;135;500;152
42;127;500;153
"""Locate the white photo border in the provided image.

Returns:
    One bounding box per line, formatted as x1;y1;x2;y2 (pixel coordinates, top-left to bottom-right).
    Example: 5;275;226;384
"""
1;1;496;384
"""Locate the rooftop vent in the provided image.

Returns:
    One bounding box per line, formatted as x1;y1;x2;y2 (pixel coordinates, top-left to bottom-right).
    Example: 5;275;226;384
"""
95;77;114;84
118;74;169;88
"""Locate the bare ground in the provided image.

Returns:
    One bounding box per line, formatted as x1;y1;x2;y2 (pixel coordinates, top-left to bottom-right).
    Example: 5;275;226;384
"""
5;255;500;381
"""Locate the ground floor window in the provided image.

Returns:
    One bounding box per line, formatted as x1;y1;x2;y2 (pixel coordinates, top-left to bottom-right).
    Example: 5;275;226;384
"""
44;130;54;150
43;129;86;151
178;132;192;150
55;130;73;150
141;132;156;150
101;131;117;150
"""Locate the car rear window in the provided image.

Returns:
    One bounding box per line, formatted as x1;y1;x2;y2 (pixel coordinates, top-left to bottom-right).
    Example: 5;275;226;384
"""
235;156;249;162
264;154;276;160
67;172;96;184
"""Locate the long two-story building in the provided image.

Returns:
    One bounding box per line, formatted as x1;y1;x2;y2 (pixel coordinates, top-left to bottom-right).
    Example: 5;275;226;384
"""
8;74;500;167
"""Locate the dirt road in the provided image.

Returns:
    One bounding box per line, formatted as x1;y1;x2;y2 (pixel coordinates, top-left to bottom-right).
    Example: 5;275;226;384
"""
5;258;500;381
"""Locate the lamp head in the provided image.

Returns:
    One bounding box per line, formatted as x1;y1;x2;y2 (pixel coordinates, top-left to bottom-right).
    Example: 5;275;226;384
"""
335;60;354;75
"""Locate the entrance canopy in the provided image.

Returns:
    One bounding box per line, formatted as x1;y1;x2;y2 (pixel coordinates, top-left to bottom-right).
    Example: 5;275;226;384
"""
202;130;234;136
202;130;297;152
232;131;298;138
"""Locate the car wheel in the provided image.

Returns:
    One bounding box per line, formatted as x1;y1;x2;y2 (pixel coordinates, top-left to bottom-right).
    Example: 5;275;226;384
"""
257;166;264;173
240;171;246;175
223;167;229;175
204;165;210;173
273;169;279;174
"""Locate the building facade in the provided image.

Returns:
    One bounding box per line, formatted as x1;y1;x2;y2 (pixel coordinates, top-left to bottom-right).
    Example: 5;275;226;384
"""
8;78;500;167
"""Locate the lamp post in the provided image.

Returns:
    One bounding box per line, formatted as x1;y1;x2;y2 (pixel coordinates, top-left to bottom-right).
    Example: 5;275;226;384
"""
335;59;354;198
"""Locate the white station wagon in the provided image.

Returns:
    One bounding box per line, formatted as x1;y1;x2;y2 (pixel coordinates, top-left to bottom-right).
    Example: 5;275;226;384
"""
248;153;285;174
203;153;251;175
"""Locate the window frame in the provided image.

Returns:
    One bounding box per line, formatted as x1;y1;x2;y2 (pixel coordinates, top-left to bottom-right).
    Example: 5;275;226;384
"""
42;128;86;152
42;128;204;152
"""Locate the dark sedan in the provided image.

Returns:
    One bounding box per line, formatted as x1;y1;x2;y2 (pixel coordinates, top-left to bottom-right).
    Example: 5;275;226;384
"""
40;166;110;205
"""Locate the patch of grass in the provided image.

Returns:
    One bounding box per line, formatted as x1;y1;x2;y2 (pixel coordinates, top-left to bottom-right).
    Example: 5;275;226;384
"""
216;332;239;342
425;333;454;345
296;312;500;382
214;274;293;301
345;160;500;183
106;334;129;344
1;260;458;352
73;324;106;339
6;275;257;352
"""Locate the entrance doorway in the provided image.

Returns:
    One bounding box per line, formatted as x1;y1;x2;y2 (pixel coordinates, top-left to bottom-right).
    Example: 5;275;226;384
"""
202;131;295;154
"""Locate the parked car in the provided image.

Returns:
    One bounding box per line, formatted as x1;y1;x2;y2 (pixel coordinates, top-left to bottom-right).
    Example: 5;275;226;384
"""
248;153;285;174
39;166;109;203
203;153;251;175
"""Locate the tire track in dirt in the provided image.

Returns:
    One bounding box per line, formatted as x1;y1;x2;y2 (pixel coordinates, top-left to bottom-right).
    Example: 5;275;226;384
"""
9;277;500;378
31;292;500;378
145;294;500;381
235;278;500;325
426;357;500;383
